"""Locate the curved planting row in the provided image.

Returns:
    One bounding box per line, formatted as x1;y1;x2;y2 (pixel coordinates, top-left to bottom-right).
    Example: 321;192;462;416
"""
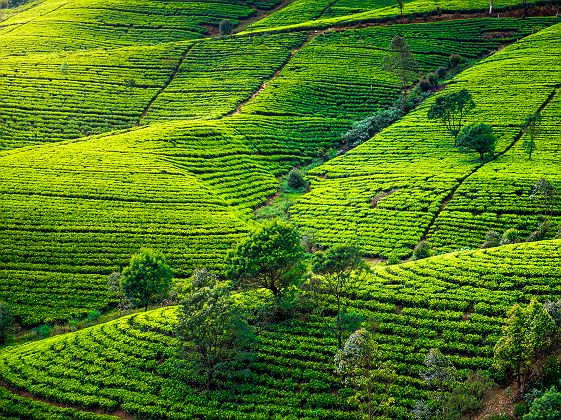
1;240;561;418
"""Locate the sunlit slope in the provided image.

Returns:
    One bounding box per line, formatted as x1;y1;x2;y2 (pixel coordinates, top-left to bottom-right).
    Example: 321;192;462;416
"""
292;22;561;258
0;0;280;54
428;32;561;250
0;122;257;324
244;0;551;33
2;240;561;418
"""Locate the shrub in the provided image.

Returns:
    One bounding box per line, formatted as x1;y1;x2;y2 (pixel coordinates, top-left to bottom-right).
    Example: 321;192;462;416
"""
482;230;501;248
418;77;432;92
427;72;439;85
35;324;52;339
219;19;233;35
500;228;523;245
412;240;433;260
287;168;307;190
436;67;447;79
449;54;465;68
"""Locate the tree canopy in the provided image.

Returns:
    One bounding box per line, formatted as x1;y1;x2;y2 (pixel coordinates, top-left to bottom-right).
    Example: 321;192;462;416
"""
226;220;306;298
177;269;255;390
427;89;475;142
456;123;496;160
120;249;173;311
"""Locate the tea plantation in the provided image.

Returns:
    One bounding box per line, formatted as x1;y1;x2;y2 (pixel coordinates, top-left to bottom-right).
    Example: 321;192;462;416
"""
2;240;561;418
1;0;561;418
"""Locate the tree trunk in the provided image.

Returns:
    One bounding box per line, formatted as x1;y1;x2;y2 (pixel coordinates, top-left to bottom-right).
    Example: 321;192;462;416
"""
489;0;494;15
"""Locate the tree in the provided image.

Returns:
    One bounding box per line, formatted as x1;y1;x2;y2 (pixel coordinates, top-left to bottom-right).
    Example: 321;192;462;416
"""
456;123;496;161
335;327;396;419
531;177;557;215
396;0;404;17
0;302;14;345
120;249;173;311
227;221;306;299
219;19;233;36
494;299;557;390
415;349;494;420
522;113;542;160
312;244;369;347
382;35;418;94
427;89;476;143
177;269;255;390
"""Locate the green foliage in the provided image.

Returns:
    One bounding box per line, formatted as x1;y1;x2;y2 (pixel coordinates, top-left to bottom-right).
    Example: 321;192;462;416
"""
412;240;433;260
382;35;418;93
287;168;307;190
524;386;561;420
482;230;502;248
34;324;52;339
494;299;557;388
530;178;558;215
312;244;369;346
427;88;475;140
343;107;403;147
120;249;173;311
0;302;14;345
227;221;306;298
456;123;497;160
219;19;234;35
335;327;397;419
416;349;494;419
177;269;256;390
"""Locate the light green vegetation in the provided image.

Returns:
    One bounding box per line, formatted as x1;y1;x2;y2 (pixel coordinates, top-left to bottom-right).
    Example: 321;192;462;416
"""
244;0;546;34
292;22;561;258
2;240;561;418
2;17;547;324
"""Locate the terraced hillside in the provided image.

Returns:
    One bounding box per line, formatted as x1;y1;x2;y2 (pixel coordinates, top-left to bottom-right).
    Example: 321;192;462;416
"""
244;0;554;33
292;21;561;258
4;13;554;324
2;240;561;418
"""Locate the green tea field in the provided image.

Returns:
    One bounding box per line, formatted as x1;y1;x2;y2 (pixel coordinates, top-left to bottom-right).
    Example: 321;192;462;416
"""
1;0;560;418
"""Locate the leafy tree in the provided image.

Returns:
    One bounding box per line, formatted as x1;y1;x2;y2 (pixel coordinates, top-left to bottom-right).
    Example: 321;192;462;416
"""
531;178;558;215
335;327;396;419
500;228;523;245
494;299;557;390
456;123;497;161
427;89;475;142
396;0;404;16
177;269;255;390
312;244;369;347
382;35;418;94
415;349;494;420
219;19;233;35
0;302;14;345
227;220;306;298
522;113;542;160
343;108;403;147
120;249;173;311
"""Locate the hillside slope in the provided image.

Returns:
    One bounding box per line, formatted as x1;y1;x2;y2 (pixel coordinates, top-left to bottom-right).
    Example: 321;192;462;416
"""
1;239;561;418
2;17;552;324
292;21;561;258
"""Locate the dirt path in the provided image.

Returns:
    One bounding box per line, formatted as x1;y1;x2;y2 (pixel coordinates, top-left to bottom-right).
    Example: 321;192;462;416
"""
137;42;197;125
233;0;295;34
226;31;314;117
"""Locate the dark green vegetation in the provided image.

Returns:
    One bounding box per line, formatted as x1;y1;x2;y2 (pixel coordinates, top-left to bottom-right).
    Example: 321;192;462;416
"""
1;0;561;418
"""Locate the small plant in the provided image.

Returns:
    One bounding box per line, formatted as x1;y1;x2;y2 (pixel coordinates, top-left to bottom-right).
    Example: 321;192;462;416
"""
412;240;433;260
482;230;501;248
500;228;523;245
449;54;465;68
